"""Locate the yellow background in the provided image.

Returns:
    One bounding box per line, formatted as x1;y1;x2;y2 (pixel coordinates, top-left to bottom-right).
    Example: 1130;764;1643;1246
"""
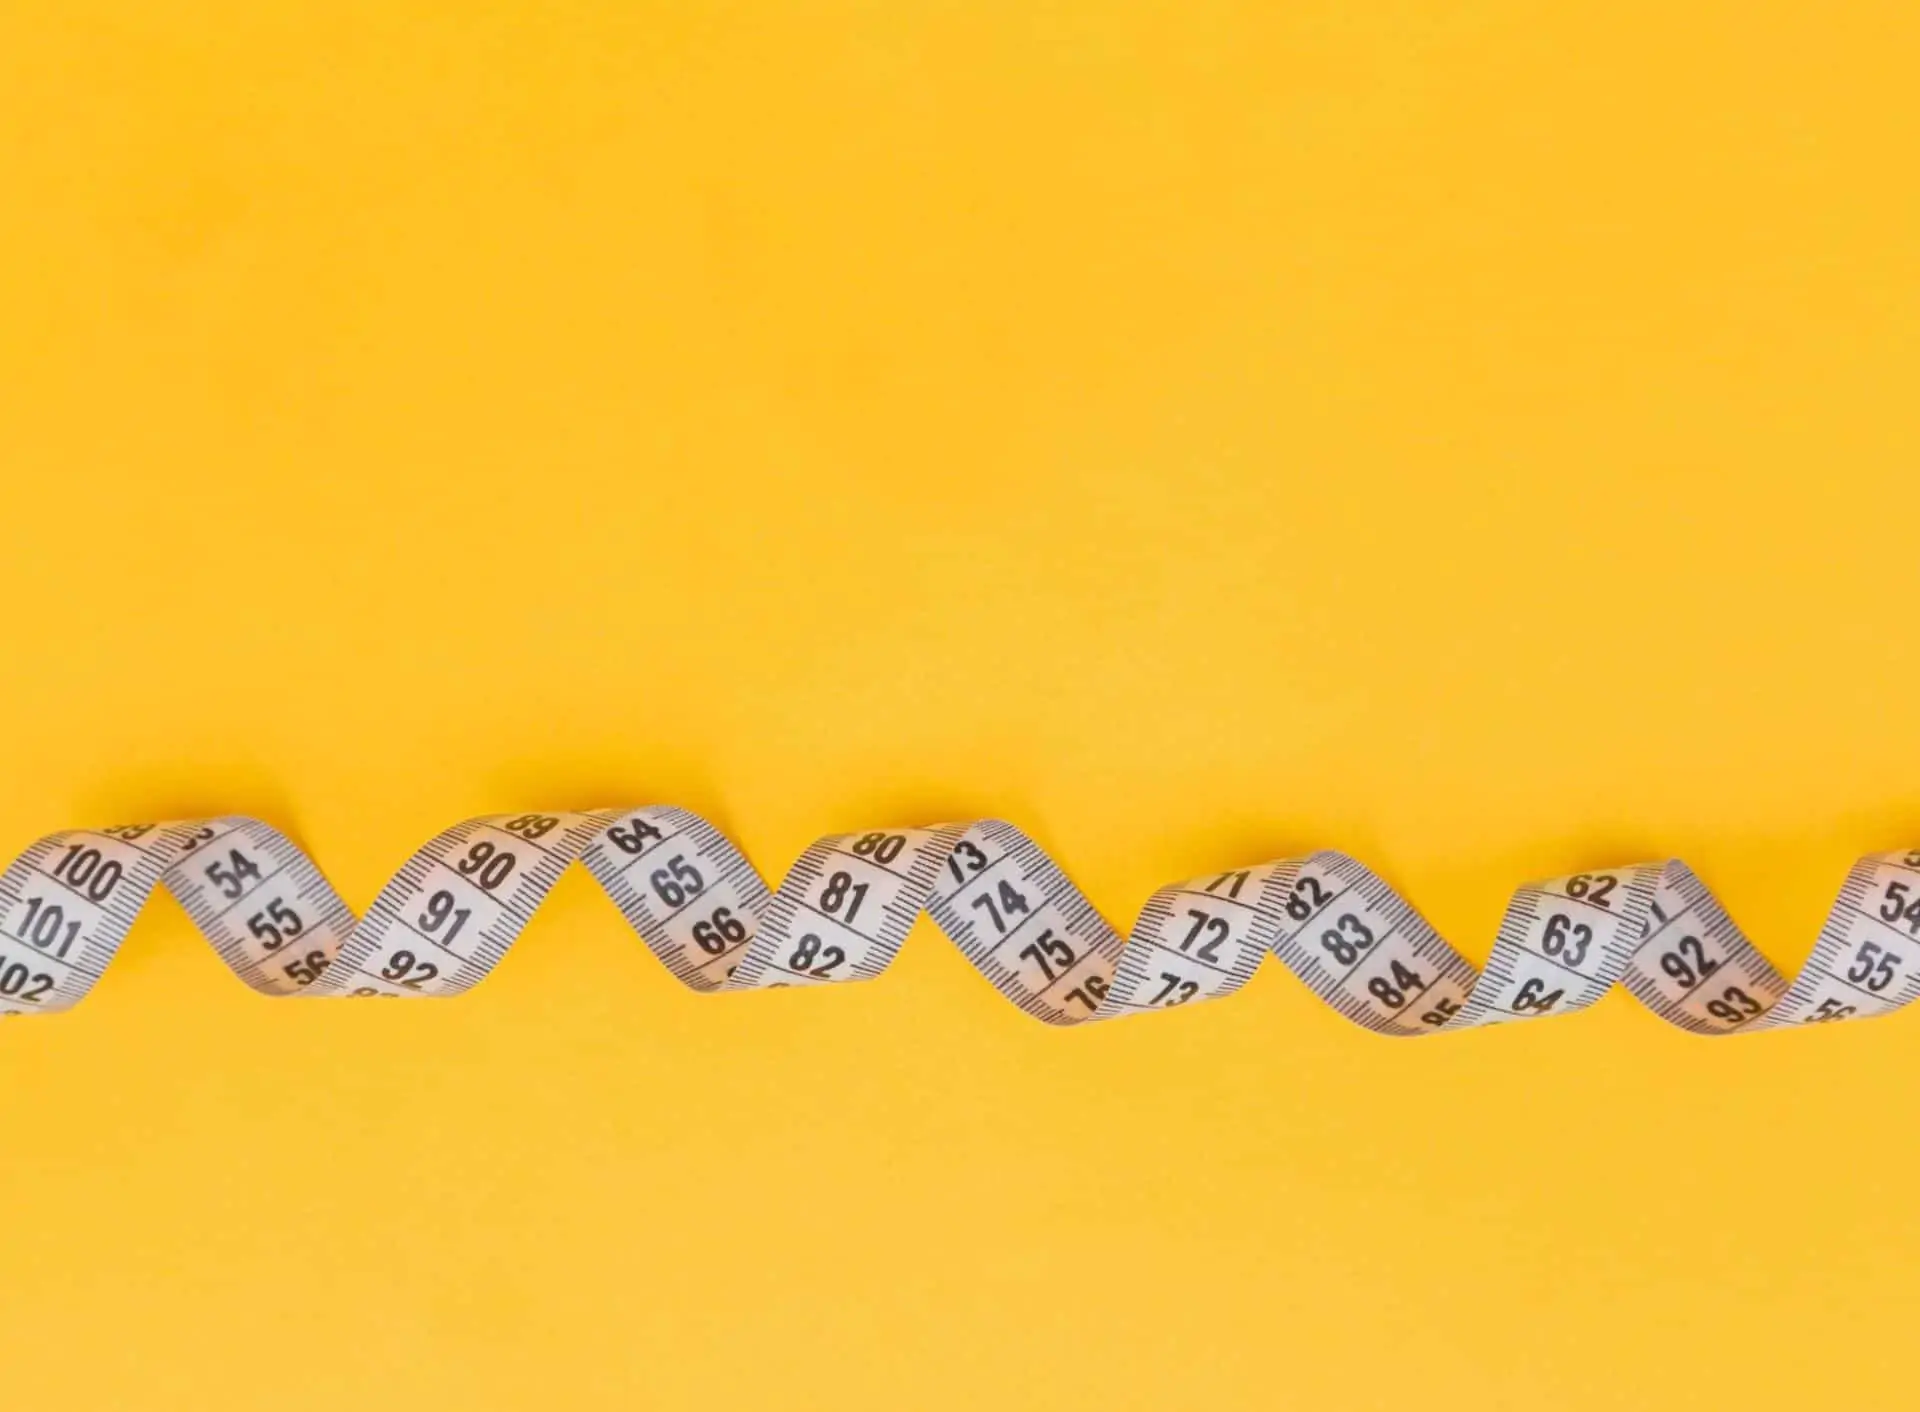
2;3;1917;1407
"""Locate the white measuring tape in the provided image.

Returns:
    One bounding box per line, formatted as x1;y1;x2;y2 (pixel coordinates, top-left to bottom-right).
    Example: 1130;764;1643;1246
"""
0;810;1914;1032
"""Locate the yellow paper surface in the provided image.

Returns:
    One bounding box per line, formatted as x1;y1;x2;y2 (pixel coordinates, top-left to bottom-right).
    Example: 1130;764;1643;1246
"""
3;4;1918;1407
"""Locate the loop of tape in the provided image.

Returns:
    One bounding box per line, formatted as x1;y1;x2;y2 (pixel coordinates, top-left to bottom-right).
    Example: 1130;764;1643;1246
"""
0;810;1912;1032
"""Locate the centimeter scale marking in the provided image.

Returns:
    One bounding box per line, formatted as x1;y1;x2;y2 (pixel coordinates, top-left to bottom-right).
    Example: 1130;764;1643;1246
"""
0;807;1915;1037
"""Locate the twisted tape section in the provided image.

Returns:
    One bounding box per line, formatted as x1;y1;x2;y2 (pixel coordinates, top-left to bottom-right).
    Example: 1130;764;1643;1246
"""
0;809;1914;1033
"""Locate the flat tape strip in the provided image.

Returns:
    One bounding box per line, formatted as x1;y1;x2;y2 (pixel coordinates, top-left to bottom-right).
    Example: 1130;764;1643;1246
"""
0;810;1913;1032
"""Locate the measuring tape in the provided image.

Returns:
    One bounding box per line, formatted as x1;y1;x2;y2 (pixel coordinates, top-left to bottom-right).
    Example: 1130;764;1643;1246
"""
0;810;1914;1032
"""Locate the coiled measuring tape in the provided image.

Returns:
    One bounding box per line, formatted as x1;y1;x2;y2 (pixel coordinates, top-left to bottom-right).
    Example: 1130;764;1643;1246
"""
0;809;1914;1032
